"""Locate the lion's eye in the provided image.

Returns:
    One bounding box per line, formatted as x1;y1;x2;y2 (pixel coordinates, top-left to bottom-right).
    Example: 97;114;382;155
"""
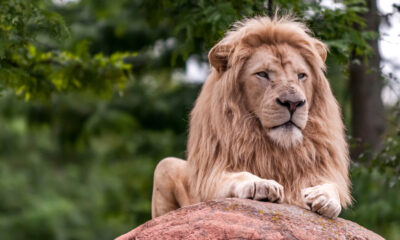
297;73;307;81
256;71;269;80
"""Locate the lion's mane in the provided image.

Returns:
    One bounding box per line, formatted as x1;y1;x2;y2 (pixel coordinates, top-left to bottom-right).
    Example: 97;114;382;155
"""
186;16;351;208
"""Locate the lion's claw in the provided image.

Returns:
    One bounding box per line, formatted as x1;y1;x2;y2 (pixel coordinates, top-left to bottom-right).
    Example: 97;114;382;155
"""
302;184;341;219
235;179;284;203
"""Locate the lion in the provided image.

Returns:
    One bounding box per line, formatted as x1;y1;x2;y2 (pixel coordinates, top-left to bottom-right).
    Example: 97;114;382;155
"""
151;15;351;219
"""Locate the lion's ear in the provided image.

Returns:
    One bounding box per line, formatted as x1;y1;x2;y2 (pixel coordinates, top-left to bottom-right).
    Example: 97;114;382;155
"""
208;43;233;72
314;40;328;62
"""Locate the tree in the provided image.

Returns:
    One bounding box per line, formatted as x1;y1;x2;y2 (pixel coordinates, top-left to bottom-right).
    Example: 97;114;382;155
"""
349;0;385;157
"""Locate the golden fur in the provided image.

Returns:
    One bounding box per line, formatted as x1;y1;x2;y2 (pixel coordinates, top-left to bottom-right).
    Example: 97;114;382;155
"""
152;15;351;219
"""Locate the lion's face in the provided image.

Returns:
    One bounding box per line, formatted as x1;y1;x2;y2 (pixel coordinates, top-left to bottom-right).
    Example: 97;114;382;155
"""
240;44;313;148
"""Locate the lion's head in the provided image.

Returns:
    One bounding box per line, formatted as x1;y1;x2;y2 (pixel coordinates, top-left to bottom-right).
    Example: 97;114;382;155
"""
187;16;351;208
240;44;311;148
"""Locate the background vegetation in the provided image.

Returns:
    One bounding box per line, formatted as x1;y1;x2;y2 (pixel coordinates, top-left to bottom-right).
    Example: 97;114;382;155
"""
0;0;399;239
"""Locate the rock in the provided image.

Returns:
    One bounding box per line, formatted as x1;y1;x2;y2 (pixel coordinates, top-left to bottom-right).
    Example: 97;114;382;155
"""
116;198;384;240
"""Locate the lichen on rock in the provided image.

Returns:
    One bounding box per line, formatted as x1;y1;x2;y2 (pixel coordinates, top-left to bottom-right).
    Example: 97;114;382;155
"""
116;198;384;240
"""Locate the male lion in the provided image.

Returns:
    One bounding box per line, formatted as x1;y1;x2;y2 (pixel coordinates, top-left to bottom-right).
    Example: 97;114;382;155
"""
152;16;351;219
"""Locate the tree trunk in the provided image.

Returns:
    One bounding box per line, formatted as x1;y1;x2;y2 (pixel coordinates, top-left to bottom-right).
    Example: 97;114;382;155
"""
349;0;385;158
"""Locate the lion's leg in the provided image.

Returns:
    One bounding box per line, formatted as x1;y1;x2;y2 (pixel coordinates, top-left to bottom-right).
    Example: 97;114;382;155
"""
301;183;342;219
151;157;192;218
212;171;285;203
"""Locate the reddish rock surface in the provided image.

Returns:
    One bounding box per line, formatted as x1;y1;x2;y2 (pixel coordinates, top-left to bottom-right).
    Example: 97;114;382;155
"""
116;198;384;240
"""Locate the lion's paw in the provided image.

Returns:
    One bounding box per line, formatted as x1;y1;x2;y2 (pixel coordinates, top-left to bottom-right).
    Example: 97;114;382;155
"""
302;184;341;219
235;178;284;203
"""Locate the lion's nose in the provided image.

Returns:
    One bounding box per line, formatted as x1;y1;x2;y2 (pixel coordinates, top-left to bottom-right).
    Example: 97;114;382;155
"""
276;98;305;114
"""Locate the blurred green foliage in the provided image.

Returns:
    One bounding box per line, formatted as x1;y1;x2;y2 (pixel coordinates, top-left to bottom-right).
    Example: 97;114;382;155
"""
0;0;399;239
0;80;200;239
0;0;133;100
343;104;400;238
